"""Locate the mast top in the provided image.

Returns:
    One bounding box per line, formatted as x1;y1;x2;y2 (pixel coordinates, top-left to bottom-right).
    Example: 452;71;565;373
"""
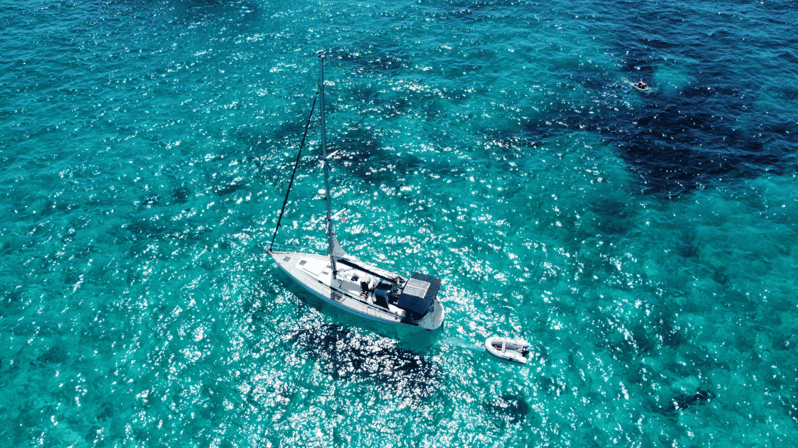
318;54;338;279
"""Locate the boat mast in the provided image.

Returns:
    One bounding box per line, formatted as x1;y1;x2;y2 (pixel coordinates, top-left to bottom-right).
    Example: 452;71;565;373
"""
318;54;338;280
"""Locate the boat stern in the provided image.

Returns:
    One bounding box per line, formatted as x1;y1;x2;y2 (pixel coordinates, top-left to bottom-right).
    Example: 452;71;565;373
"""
418;299;445;330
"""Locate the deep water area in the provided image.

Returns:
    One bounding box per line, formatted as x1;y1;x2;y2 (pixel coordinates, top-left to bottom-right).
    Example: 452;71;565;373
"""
2;0;797;446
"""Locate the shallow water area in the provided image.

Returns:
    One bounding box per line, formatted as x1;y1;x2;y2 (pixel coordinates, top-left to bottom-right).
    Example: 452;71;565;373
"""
2;0;798;446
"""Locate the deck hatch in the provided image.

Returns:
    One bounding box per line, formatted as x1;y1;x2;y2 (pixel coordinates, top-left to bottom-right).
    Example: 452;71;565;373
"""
300;258;328;277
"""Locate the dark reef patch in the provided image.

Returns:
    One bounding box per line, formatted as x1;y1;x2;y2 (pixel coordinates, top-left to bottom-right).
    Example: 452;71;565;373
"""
652;311;682;349
37;344;69;365
230;125;274;153
504;9;796;198
327;127;381;166
326;126;428;186
326;47;409;75
213;180;244;197
515;80;788;196
138;193;162;208
170;186;191;205
618;88;782;195
662;388;715;413
483;393;530;425
537;375;567;397
125;219;168;240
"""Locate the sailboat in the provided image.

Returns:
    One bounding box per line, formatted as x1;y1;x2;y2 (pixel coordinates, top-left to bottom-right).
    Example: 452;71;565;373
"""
266;55;445;331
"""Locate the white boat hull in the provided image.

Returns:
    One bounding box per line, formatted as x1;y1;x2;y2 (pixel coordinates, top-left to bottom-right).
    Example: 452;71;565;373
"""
485;336;530;364
268;250;444;331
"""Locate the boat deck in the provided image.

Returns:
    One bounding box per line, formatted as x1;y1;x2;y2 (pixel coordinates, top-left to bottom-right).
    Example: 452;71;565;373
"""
269;251;422;326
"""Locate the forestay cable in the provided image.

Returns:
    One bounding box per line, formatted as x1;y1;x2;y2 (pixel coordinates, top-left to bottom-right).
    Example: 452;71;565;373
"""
269;91;319;251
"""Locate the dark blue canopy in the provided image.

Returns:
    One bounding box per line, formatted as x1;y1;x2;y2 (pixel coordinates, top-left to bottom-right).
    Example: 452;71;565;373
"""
396;272;441;316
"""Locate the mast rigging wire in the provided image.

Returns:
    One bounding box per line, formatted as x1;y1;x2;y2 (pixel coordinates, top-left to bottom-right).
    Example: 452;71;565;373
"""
269;90;319;252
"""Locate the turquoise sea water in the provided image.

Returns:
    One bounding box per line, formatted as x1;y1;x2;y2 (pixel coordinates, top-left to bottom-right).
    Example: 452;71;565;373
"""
2;0;798;446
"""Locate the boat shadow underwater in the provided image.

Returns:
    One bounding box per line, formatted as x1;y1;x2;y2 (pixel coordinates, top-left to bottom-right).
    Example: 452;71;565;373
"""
289;322;442;400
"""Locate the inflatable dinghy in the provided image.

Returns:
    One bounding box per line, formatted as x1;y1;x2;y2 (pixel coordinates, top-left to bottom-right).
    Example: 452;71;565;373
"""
485;336;530;364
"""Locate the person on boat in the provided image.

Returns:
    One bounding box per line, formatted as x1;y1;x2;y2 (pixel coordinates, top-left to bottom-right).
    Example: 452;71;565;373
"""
360;280;370;297
634;81;648;90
